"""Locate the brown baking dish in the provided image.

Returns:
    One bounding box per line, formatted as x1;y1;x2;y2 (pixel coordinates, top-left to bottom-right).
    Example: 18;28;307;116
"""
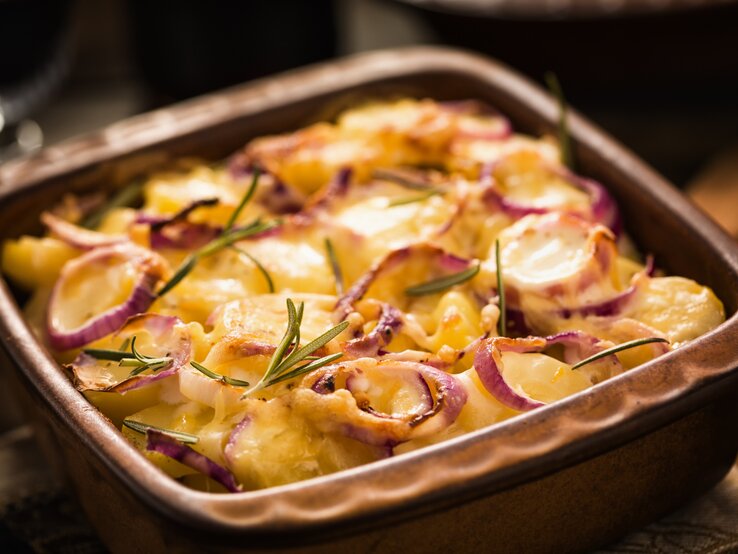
1;47;738;554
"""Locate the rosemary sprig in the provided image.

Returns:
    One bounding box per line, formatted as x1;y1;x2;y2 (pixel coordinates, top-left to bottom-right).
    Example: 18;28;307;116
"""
324;238;344;295
190;361;250;387
224;168;260;231
405;263;480;297
244;298;349;396
388;189;441;207
83;335;172;377
123;419;199;444
157;218;278;297
82;180;144;230
544;71;573;169
119;336;173;376
496;239;506;336
372;168;444;193
150;197;219;231
571;337;670;370
231;246;274;293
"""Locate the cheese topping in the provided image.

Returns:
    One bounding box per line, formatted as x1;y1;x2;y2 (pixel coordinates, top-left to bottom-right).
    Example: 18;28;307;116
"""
1;98;725;493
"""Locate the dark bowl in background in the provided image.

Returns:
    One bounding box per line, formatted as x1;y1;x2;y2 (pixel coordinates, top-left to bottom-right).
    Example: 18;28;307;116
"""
392;0;738;185
127;0;338;100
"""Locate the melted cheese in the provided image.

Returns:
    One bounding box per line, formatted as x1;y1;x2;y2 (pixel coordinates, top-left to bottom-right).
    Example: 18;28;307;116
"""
3;97;726;493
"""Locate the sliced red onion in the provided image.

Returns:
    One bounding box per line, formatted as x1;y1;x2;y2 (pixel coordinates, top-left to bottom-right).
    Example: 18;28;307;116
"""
47;244;168;351
474;337;547;411
335;244;474;318
555;255;653;319
553;166;621;236
480;158;621;234
146;430;241;493
344;303;404;358
543;330;622;383
299;360;467;447
301;167;352;216
41;211;127;250
70;314;191;393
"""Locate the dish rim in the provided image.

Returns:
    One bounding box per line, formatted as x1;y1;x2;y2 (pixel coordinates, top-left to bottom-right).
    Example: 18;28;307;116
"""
1;46;738;542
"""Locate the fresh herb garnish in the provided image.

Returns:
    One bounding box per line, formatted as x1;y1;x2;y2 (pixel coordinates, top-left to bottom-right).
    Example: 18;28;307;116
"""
388;189;441;207
225;168;260;231
82;180;144;230
123;419;199;444
496;239;506;336
231;246;274;293
571;337;669;370
190;361;250;387
83;335;172;376
244;298;349;396
544;72;573;169
150;198;220;231
405;263;480;297
324;238;344;295
118;336;173;376
157;218;278;297
373;168;444;193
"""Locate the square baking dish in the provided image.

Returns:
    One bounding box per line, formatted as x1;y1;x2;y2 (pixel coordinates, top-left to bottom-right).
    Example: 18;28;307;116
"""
1;47;738;554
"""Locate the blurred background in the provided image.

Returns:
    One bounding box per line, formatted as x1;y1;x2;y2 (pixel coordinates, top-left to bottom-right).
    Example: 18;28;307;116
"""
1;0;737;191
0;1;737;551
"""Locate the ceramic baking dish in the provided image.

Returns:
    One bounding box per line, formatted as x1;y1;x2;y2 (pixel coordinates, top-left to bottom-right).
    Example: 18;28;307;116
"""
1;47;737;554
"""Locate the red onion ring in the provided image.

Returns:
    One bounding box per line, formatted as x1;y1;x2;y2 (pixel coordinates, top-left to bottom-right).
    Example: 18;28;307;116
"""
299;360;467;447
41;211;128;250
554;255;653;320
47;244;167;350
473;337;547;412
146;431;241;493
335;244;474;318
480;157;621;234
344;303;404;358
69;314;192;393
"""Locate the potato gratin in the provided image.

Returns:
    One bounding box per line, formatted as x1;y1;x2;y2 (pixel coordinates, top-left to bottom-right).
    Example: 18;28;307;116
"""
1;99;725;493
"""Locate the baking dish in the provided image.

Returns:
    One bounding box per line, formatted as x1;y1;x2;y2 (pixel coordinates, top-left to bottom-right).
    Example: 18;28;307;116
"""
1;47;738;554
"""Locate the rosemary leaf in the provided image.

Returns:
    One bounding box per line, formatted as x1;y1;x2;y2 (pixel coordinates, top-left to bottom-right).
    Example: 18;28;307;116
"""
261;299;301;384
82;180;143;230
388;189;441;207
157;254;199;298
372;168;443;192
544;71;573;169
405;263;480;297
191;361;250;387
157;219;278;297
273;320;349;375
150;198;219;231
496;239;506;336
82;348;130;361
267;352;344;386
571;337;670;370
244;299;349;396
324;238;344;295
225;168;260;231
123;419;199;444
231;246;274;293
